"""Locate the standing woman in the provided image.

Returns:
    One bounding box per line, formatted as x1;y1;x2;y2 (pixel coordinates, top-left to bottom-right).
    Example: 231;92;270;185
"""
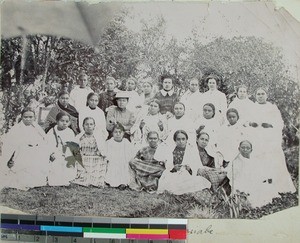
228;85;255;124
141;78;155;105
79;92;108;141
248;87;295;194
201;75;227;125
0;107;49;190
44;90;80;135
155;130;211;195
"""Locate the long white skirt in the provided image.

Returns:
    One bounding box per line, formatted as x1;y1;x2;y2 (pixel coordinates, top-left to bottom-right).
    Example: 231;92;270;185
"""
0;144;49;190
157;169;211;195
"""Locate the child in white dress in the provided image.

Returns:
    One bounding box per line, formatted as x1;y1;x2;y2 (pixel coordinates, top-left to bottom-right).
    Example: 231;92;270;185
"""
47;112;78;186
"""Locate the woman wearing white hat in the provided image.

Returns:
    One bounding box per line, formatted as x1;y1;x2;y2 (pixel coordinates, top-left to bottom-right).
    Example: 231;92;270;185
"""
106;91;136;140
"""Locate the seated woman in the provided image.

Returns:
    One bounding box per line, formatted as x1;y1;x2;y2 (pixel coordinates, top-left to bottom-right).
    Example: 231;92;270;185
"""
166;102;197;145
74;117;107;187
46;112;79;186
155;130;211;195
196;103;221;147
131;99;168;148
79;92;108;141
196;132;227;192
44;90;80;134
106;91;136;141
0;107;49;190
226;140;280;208
105;123;136;189
129;131;166;193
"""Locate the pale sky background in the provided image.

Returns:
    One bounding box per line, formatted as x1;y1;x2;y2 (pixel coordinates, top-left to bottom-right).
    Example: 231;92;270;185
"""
122;1;300;81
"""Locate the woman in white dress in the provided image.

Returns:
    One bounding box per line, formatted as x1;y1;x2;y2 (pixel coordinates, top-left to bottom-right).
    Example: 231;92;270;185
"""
166;102;197;145
226;140;280;208
217;108;246;162
247;87;295;194
0;107;49;190
196;103;221;148
155;130;211;195
79;92;108;141
105;123;136;189
131;99;168;149
228;85;255;125
47;112;78;186
201;75;227;125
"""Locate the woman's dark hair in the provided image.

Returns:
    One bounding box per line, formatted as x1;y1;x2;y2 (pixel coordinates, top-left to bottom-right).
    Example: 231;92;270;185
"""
147;131;159;139
161;74;173;83
57;90;69;98
82;117;95;126
21;107;35;117
173;130;188;142
56;111;70;122
86;92;99;106
147;98;161;110
203;103;215;117
196;131;210;140
112;122;125;133
205;74;220;86
226;108;239;119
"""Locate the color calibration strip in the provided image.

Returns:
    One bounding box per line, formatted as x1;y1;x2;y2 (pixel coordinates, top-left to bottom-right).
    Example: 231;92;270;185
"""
1;214;187;242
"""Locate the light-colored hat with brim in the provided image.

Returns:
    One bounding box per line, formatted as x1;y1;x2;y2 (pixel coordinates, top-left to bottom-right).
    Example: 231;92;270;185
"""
115;91;131;99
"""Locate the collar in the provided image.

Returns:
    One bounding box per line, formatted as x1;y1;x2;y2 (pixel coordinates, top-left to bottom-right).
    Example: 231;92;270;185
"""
161;88;174;96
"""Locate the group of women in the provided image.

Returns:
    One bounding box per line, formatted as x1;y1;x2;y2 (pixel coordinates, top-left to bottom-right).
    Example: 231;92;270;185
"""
0;74;296;208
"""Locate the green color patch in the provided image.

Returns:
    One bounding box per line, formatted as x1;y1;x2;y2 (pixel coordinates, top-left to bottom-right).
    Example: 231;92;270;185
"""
83;227;126;234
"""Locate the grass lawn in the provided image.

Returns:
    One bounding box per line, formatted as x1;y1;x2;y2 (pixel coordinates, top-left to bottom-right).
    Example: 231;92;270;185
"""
0;146;298;219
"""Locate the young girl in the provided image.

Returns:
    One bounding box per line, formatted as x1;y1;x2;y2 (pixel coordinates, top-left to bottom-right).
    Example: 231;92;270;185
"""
74;117;107;187
79;92;108;141
217;108;245;162
105;123;135;189
47;112;78;186
0;107;49;190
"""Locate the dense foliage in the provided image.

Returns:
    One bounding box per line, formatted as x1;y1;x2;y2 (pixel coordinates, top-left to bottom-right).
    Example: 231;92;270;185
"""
1;10;299;150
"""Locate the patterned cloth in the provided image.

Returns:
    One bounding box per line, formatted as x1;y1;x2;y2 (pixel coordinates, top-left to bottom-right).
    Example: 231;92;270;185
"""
73;156;107;187
79;134;100;156
172;146;185;166
129;146;165;192
197;167;227;192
